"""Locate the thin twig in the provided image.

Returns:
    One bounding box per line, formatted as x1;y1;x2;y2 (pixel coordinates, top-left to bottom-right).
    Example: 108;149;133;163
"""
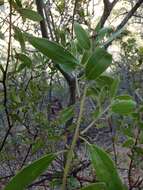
0;0;13;152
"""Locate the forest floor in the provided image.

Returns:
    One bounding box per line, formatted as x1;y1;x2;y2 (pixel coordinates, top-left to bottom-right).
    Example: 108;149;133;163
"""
0;127;143;189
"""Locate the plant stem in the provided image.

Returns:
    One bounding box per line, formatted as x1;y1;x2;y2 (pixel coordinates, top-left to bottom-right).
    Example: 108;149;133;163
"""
0;0;13;152
128;129;140;189
81;105;110;135
107;116;117;165
61;85;88;190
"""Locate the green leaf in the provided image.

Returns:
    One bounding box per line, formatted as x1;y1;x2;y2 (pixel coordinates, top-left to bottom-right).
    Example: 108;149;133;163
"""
122;138;134;148
15;0;22;7
4;153;55;190
139;122;143;130
74;23;91;50
11;0;19;9
32;138;44;154
18;8;43;22
133;146;143;156
80;182;107;190
17;63;28;72
59;63;74;73
97;75;114;87
111;99;136;115
14;27;25;51
80;50;91;65
86;48;112;80
110;78;120;98
16;53;32;72
16;53;32;66
11;90;21;103
75;40;83;54
27;36;78;71
115;95;132;100
58;106;74;125
122;125;134;138
89;145;124;190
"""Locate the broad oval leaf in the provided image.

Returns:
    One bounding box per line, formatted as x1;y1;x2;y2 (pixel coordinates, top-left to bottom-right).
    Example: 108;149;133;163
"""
89;145;124;190
74;23;91;50
80;182;107;190
111;99;136;115
28;36;78;71
18;8;43;22
4;153;55;190
85;48;112;80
